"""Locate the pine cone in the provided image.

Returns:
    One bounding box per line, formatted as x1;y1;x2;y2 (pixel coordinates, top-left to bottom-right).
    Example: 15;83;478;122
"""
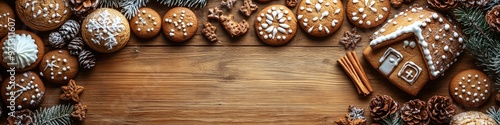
49;32;65;48
70;0;99;18
59;20;80;41
400;99;430;125
427;95;456;124
7;109;34;125
68;37;85;56
462;0;490;7
427;0;458;10
78;50;96;69
369;95;399;121
487;5;500;32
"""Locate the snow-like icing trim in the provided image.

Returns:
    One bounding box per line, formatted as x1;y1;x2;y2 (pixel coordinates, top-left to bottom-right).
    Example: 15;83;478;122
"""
85;10;125;50
2;34;38;69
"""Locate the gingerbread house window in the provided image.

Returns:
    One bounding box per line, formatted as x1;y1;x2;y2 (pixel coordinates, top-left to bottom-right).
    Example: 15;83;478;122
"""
398;61;422;85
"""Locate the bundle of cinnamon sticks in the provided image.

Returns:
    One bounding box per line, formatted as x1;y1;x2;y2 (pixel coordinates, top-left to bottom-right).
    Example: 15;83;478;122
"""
337;51;373;96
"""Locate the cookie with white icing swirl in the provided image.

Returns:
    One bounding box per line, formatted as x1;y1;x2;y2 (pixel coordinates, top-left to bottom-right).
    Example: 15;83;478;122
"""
0;30;45;72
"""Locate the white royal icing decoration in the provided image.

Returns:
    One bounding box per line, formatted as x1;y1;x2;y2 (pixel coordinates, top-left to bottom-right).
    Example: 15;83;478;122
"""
378;47;403;76
2;34;38;69
85;10;125;50
397;61;422;85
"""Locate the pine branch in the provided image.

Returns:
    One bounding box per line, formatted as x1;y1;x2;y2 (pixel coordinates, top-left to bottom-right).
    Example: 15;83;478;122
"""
34;104;74;125
487;106;500;124
158;0;208;8
381;113;403;125
485;0;500;11
120;0;149;19
100;0;123;8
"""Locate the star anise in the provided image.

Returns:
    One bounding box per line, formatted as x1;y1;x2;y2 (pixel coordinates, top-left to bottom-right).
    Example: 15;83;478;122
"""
340;28;362;50
60;79;84;102
71;102;88;121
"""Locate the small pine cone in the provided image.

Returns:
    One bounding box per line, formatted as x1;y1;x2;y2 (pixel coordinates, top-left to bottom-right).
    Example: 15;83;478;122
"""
400;99;430;125
369;95;399;121
59;20;80;41
427;0;458;10
7;109;34;125
49;32;66;48
487;5;500;32
70;0;99;18
68;37;85;56
462;0;490;7
427;95;457;124
78;50;96;69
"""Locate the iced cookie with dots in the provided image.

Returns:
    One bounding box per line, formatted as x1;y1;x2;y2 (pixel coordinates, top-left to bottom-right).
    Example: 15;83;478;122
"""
82;8;130;53
162;7;198;42
254;5;297;46
297;0;344;37
1;71;45;110
450;69;491;108
15;0;72;31
0;1;15;38
346;0;390;28
39;50;79;85
130;8;162;39
0;30;45;72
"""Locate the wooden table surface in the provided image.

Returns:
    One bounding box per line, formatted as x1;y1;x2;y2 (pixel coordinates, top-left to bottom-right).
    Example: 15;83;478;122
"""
6;0;497;124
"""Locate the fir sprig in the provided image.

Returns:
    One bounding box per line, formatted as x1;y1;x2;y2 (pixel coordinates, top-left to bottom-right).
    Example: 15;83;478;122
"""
34;104;74;125
99;0;207;19
454;7;500;91
381;113;403;125
486;106;500;124
120;0;149;19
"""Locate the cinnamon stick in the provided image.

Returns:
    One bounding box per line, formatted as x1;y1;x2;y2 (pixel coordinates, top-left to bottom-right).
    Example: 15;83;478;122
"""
350;51;373;92
341;57;369;95
347;51;373;92
338;58;362;94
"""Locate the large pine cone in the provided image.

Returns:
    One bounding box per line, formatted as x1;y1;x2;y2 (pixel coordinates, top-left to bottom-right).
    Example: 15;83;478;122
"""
400;99;430;125
462;0;490;7
427;95;456;124
487;5;500;32
78;50;96;69
369;95;399;121
59;20;80;41
427;0;458;10
70;0;99;18
68;37;85;56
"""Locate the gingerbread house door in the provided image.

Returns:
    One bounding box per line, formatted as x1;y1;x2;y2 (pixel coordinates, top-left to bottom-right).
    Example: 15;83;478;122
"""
378;47;403;76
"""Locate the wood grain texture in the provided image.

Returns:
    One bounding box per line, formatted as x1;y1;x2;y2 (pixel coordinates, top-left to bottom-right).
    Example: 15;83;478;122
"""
2;0;498;125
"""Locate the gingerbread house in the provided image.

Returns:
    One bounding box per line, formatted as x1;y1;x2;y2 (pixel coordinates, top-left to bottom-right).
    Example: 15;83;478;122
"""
363;5;465;96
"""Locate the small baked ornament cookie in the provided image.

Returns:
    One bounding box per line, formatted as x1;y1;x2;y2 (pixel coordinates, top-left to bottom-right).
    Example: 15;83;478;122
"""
39;50;79;85
363;5;465;96
297;0;344;37
450;69;491;108
1;71;45;110
130;7;162;39
162;7;198;42
15;0;72;31
82;8;130;53
0;30;45;72
255;5;298;45
450;111;497;125
346;0;391;28
0;1;14;38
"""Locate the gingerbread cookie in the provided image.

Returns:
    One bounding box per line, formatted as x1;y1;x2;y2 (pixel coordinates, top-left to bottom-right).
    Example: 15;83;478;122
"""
39;50;79;85
162;7;198;42
0;30;45;72
451;111;497;125
82;8;130;53
130;8;162;39
1;71;45;110
363;5;465;96
255;5;298;45
15;0;72;31
450;69;491;108
346;0;391;28
297;0;344;37
0;1;14;38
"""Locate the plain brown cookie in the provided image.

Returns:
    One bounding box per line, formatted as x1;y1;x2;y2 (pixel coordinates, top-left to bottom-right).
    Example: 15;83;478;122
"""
450;111;497;125
162;7;198;42
16;0;72;31
450;69;491;108
1;71;45;110
0;30;45;72
297;0;344;37
0;1;14;38
130;7;162;39
346;0;391;28
39;50;79;85
255;5;298;45
82;8;130;53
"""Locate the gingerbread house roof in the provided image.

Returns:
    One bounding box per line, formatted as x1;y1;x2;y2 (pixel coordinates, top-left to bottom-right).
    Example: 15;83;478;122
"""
369;5;465;80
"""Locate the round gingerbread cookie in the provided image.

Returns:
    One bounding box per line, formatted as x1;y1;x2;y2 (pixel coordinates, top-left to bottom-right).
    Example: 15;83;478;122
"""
162;7;198;42
0;30;45;72
0;1;15;38
130;7;162;39
451;111;497;125
255;5;298;45
450;69;491;108
1;71;45;110
82;8;130;53
346;0;390;28
39;50;78;85
297;0;344;37
15;0;72;31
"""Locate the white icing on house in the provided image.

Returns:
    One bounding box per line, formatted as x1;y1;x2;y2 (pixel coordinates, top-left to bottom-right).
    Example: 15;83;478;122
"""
135;9;157;33
86;10;126;50
350;0;389;26
40;51;71;80
297;0;341;35
23;0;68;24
378;47;403;76
165;10;194;37
398;61;422;85
4;72;44;110
258;6;293;40
2;34;38;69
